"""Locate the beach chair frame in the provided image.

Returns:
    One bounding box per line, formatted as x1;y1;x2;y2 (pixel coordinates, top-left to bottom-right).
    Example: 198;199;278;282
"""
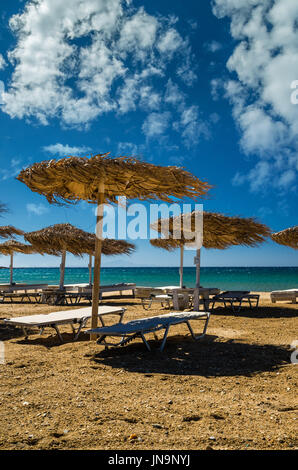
88;311;210;352
2;307;126;342
209;291;260;313
270;290;298;304
0;291;42;304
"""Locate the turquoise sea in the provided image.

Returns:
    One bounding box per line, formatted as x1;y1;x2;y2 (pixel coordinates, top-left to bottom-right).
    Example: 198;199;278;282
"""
0;267;297;292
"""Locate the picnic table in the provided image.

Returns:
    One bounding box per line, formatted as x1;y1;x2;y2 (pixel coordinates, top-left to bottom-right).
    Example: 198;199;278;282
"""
157;286;220;310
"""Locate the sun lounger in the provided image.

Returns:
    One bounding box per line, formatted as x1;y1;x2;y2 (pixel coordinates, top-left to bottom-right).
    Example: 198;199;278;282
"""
99;283;136;298
0;284;48;293
2;306;125;342
86;311;210;352
134;287;173;310
0;284;49;303
158;286;220;310
0;291;41;304
40;283;136;305
209;290;259;313
270;289;298;304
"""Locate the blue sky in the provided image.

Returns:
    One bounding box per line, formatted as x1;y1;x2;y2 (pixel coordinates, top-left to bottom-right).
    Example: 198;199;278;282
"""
0;0;297;268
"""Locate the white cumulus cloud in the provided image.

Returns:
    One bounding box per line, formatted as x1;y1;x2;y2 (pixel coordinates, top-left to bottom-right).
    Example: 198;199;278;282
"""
142;112;171;139
43;143;92;156
212;0;298;191
26;203;49;216
1;0;197;131
0;54;6;70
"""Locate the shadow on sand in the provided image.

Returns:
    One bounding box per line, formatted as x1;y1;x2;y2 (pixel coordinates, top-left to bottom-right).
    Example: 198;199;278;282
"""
11;331;90;348
0;322;25;341
211;305;297;319
91;334;291;378
4;326;293;377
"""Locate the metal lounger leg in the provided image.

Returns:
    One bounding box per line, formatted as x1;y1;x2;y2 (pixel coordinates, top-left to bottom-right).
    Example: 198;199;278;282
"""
22;327;28;339
52;324;63;342
159;325;170;352
119;311;125;323
140;332;152;351
142;299;151;310
74;318;88;340
185;314;210;341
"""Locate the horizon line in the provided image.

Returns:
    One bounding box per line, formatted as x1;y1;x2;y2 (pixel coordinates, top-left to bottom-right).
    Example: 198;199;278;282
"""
2;266;298;269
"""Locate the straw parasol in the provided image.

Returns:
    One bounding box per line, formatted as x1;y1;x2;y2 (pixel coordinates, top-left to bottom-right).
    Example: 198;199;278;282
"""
151;210;270;309
0;240;39;285
271;226;298;250
24;224;136;289
17;153;211;335
25;223;96;289
0;226;24;239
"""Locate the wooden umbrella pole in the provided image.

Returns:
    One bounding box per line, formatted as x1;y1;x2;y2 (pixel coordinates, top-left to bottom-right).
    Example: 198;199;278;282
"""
88;254;93;287
179;245;184;289
193;248;201;311
91;180;105;340
10;253;13;285
59;249;66;290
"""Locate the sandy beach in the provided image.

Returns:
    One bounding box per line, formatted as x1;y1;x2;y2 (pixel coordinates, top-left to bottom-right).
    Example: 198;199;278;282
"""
0;291;297;451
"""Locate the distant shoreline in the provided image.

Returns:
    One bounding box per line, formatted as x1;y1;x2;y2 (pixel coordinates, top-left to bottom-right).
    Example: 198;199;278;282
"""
0;266;297;292
2;266;298;269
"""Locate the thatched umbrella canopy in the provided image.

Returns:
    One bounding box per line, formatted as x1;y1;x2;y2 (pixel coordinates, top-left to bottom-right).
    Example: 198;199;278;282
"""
17;154;210;204
25;223;96;289
101;239;135;256
151;211;270;308
271;226;298;250
0;226;24;239
151;211;269;247
24;224;136;288
0;240;38;285
24;223;95;256
17;153;211;335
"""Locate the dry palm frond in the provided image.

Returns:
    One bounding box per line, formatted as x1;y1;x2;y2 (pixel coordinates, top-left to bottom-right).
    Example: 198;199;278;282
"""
17;153;211;205
150;210;270;250
24;223;135;257
150;238;184;251
271;226;298;250
102;239;135;256
0;240;37;255
25;224;95;256
0;226;24;239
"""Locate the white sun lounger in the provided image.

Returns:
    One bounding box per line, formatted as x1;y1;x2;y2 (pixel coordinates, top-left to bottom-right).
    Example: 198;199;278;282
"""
86;311;210;352
2;306;125;342
270;289;298;304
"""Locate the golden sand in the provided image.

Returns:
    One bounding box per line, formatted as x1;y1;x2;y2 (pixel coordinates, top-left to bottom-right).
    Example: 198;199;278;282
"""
0;292;297;450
